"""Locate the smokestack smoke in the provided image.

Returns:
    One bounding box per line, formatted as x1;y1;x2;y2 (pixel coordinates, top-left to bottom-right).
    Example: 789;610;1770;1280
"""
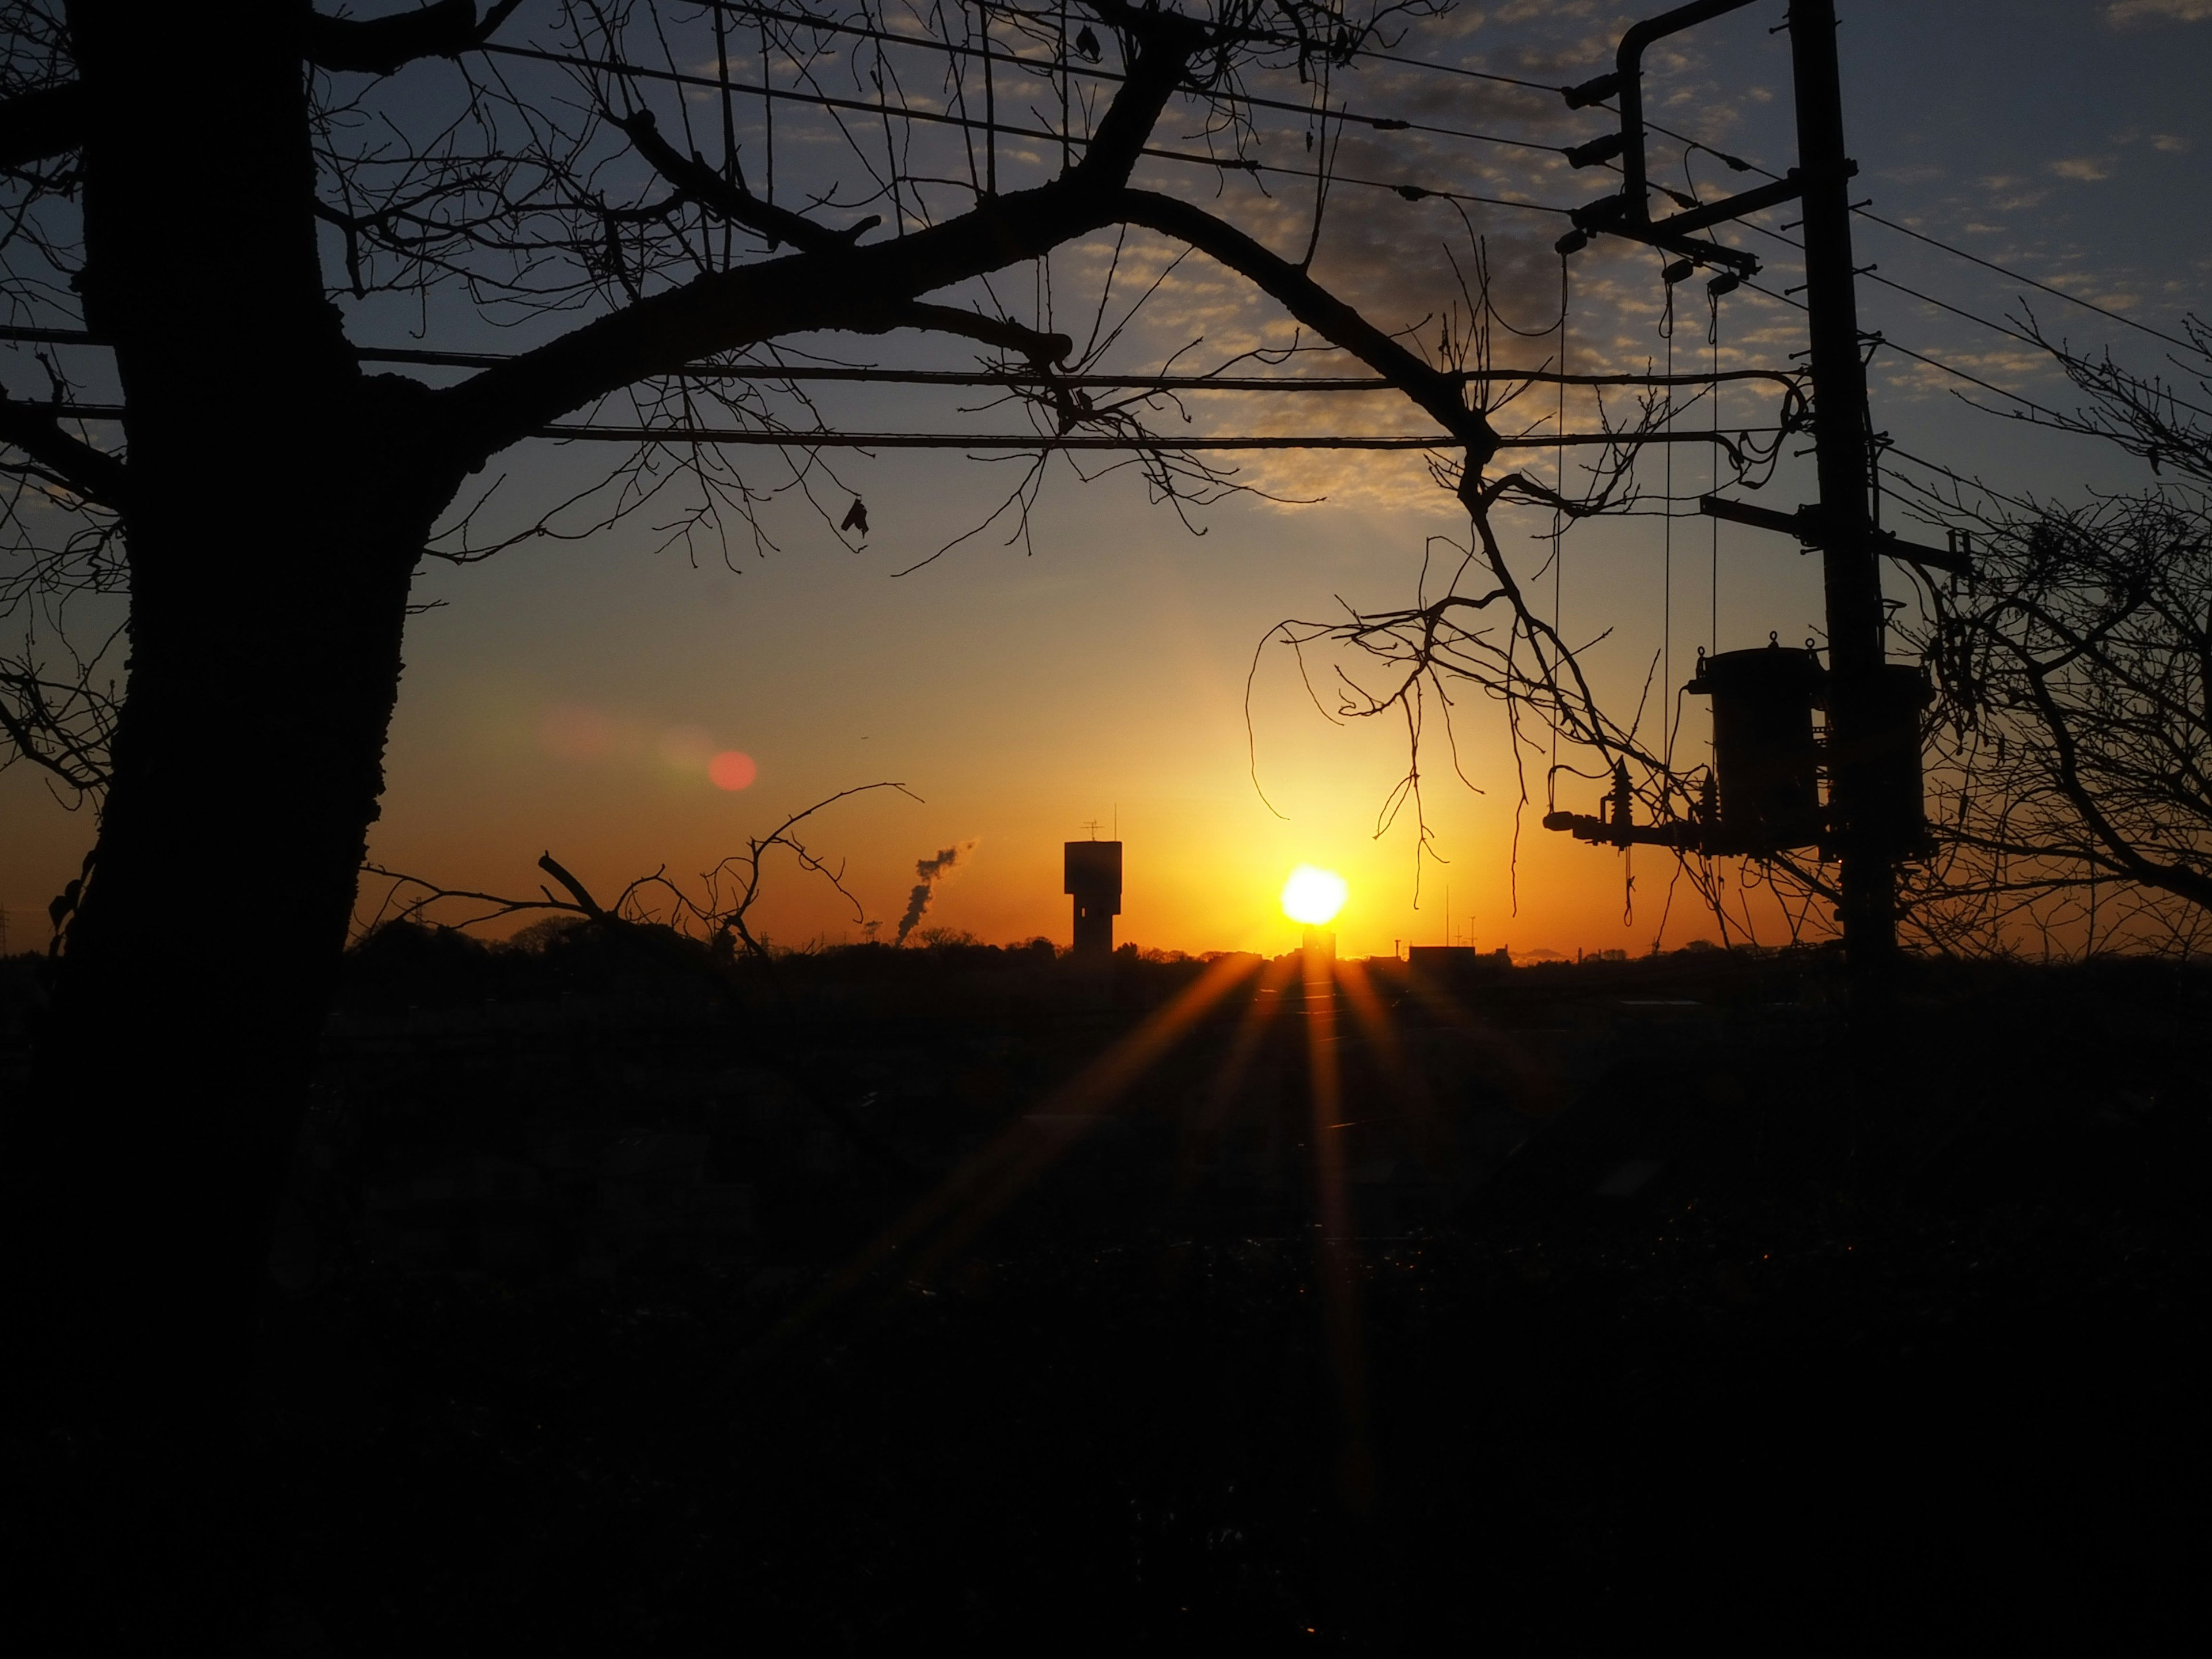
894;841;975;946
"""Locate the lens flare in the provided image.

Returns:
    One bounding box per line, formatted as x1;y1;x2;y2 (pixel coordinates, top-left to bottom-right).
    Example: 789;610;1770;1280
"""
708;749;757;791
659;725;714;771
1281;865;1349;926
537;704;615;760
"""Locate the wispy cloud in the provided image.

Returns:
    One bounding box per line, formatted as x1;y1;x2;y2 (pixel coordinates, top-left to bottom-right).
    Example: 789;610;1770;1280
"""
2048;156;2116;182
2107;0;2212;22
2152;133;2193;152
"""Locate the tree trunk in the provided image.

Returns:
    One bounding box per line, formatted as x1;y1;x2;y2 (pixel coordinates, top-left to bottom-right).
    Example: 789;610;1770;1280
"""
22;464;427;1388
6;5;457;1639
12;463;430;1635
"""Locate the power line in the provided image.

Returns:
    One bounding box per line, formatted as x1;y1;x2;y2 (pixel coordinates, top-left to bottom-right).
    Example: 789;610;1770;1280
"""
1853;206;2200;354
697;5;1578;160
476;41;1580;215
32;403;1778;450
1734;215;2100;370
720;2;1571;99
1683;195;2212;425
1349;46;1571;97
1738;274;2073;419
0;324;1798;393
529;427;1776;449
1634;112;2200;353
1878;444;2046;516
491;20;2203;408
485;11;2206;363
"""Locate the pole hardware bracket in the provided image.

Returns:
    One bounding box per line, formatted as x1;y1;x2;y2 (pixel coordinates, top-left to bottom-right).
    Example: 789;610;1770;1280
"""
1541;762;1706;849
1552;0;1796;275
1699;494;1972;577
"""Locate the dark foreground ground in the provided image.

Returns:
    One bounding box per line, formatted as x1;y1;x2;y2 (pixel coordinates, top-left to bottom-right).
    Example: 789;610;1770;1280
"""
7;936;2208;1652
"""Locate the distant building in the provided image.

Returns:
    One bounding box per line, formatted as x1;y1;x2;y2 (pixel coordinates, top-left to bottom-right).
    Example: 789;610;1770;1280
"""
1408;945;1511;978
1064;839;1122;957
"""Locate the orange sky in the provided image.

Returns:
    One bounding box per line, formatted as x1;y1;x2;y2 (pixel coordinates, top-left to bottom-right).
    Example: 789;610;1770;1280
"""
3;3;2205;960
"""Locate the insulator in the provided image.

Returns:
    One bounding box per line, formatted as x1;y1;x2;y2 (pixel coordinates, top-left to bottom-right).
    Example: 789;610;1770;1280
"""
1555;228;1590;256
1565;131;1626;169
1707;273;1741;298
1662;258;1697;285
1562;71;1623;108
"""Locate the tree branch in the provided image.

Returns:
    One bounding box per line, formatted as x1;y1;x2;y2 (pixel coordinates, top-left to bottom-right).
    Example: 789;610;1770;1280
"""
1111;188;1497;461
306;0;525;77
434;10;1203;461
0;392;127;507
610;107;874;257
612;109;1075;365
536;851;607;918
2020;647;2212;911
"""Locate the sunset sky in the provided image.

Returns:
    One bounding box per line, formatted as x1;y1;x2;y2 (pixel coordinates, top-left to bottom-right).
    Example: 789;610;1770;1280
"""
4;0;2208;960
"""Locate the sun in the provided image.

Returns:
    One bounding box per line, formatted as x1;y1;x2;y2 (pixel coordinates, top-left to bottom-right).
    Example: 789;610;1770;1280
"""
1280;865;1349;926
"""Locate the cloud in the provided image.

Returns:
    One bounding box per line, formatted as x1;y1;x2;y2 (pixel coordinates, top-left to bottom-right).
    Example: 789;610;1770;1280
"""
2152;134;2192;152
2107;0;2212;22
2047;157;2115;182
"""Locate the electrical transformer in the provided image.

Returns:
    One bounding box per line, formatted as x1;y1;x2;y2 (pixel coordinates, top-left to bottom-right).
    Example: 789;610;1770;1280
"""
1684;641;1827;855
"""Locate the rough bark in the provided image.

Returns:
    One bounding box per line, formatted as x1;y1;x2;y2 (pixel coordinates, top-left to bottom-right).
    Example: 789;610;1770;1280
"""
12;4;458;1637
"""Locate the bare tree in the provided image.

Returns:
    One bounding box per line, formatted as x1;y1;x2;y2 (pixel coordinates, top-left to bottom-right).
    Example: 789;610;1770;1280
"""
1893;315;2212;956
362;779;914;956
0;7;1853;1636
5;2;1611;1585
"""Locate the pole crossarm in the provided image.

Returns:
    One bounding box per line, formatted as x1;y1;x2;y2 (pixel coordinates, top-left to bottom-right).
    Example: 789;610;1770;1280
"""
1554;0;1799;275
1700;494;1971;577
1540;809;1705;849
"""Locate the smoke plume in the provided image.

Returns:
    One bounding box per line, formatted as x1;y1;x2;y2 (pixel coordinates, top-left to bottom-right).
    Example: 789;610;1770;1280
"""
894;841;975;946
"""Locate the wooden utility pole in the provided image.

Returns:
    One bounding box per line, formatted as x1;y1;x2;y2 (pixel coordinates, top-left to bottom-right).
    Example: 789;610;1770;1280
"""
1548;0;1948;988
1788;0;1896;979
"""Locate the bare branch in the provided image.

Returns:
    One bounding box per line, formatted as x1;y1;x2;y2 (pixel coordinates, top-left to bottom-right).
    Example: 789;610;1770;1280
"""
0;390;126;507
306;0;526;78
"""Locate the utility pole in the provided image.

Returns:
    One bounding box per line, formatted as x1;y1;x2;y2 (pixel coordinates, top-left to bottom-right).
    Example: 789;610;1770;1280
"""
1546;0;1949;991
1788;0;1895;980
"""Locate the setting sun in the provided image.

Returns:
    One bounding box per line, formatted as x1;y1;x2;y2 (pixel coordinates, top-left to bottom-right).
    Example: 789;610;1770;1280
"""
1280;865;1349;927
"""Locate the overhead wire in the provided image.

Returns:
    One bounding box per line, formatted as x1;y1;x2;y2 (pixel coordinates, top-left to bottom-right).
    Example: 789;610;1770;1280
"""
1876;441;2050;516
476;39;1578;214
0;324;1801;399
37;17;2181;468
1632;109;2200;353
747;20;2201;415
25;403;1779;450
480;12;2198;358
1349;44;1571;97
1613;147;2163;418
707;3;1584;158
1733;274;2077;422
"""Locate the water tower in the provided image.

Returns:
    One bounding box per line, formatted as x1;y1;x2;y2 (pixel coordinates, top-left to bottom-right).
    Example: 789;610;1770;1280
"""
1064;835;1122;958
